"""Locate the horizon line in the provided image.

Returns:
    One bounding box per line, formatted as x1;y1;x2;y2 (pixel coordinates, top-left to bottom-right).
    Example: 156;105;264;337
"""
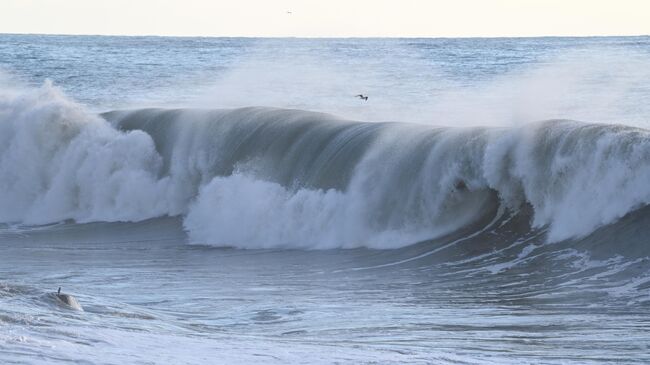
2;31;649;40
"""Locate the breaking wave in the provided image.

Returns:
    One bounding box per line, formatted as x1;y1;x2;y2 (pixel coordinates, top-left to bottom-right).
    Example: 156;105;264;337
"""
2;82;650;249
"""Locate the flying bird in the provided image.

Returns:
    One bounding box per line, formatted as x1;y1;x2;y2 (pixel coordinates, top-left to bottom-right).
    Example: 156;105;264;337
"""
355;94;368;101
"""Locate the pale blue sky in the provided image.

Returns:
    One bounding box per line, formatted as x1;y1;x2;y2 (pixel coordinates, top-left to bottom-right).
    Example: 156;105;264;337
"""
1;0;649;37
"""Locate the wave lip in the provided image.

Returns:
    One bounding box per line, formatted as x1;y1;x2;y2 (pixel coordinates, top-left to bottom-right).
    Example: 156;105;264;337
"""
107;106;650;247
3;82;650;249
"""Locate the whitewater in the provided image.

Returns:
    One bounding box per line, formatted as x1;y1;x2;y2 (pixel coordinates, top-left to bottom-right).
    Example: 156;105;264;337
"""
1;34;650;364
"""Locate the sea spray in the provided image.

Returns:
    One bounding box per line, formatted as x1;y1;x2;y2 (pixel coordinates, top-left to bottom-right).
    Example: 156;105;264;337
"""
3;82;650;248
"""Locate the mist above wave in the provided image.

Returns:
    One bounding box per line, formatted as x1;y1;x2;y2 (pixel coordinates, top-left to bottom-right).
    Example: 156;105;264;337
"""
2;81;650;248
191;46;650;128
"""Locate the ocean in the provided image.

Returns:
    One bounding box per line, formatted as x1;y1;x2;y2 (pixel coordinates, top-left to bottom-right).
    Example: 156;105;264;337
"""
1;34;650;364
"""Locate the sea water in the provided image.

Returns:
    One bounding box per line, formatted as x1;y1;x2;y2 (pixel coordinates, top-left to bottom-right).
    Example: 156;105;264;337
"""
1;34;650;364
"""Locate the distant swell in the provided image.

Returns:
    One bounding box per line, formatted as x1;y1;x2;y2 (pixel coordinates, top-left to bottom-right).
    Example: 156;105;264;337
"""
2;82;650;249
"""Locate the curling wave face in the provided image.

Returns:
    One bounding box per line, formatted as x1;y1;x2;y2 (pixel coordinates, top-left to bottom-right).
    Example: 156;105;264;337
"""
2;82;650;249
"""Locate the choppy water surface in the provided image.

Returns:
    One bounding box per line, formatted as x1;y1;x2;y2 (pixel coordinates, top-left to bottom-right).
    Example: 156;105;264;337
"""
1;34;650;364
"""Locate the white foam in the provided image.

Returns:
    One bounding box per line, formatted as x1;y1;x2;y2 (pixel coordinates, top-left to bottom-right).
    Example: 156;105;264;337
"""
2;81;650;249
0;81;173;224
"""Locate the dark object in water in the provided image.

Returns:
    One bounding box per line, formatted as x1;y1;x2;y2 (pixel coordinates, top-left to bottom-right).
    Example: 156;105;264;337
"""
454;180;467;191
56;287;83;311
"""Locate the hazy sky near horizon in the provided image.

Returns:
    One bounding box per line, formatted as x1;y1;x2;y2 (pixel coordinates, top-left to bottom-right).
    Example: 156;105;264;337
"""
1;0;649;38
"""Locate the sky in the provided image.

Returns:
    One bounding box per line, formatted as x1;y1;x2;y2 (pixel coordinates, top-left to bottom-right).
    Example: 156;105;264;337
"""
1;0;649;38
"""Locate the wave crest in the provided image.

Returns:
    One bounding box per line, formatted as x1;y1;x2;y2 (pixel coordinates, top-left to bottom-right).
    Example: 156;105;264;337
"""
2;83;650;248
0;82;170;224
